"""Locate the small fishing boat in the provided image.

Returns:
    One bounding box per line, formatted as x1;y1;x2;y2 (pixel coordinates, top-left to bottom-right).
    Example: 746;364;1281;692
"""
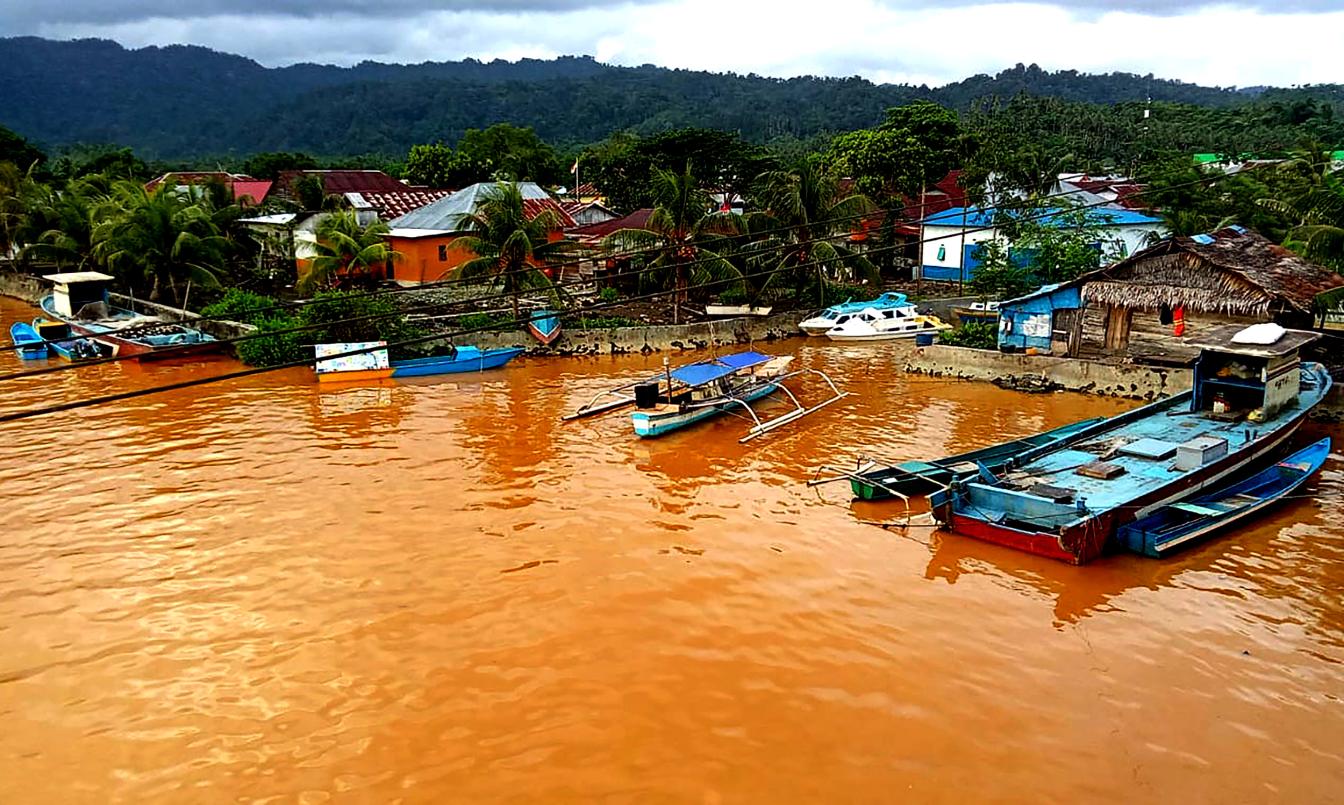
9;321;47;359
526;309;562;346
566;350;848;442
704;303;774;318
952;300;1000;325
824;307;951;342
39;272;220;360
314;342;523;383
390;346;525;377
1116;438;1330;558
32;318;104;361
798;292;911;336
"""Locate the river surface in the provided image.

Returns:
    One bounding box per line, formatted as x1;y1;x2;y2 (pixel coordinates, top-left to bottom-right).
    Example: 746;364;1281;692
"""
1;297;1342;803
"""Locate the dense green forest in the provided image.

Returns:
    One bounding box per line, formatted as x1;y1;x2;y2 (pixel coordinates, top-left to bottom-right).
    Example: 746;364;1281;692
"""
2;37;1340;160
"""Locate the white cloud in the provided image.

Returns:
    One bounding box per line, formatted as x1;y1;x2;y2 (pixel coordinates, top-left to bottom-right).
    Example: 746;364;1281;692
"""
24;0;1344;87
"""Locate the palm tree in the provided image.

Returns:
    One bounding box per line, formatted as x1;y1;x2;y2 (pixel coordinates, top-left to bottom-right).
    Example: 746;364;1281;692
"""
300;211;400;294
1258;170;1344;271
602;165;745;323
748;158;878;304
17;176;100;268
91;181;230;305
454;182;572;319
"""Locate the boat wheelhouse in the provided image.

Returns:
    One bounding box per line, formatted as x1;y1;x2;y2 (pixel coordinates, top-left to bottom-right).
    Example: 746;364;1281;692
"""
814;323;1332;564
39;272;220;359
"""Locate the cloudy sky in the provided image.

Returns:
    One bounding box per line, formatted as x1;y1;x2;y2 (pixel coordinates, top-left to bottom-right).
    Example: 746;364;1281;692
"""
4;0;1341;87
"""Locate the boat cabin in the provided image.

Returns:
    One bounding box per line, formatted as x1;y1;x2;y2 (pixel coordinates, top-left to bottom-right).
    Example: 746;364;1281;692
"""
1188;324;1320;422
44;272;114;319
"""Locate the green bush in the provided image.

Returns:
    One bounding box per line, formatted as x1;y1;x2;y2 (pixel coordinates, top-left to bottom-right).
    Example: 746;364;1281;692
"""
456;312;515;332
938;321;998;350
820;282;878;307
598;286;620;303
200;288;283;325
234;315;306;366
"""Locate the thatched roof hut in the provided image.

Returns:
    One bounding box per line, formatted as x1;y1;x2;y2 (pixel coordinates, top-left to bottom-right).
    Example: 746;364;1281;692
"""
1078;227;1344;319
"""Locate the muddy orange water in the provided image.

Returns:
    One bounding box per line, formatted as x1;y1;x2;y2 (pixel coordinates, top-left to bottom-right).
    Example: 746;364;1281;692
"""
1;296;1341;803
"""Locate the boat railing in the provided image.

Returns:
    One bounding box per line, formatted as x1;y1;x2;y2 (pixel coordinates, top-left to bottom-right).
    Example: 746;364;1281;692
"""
726;368;850;443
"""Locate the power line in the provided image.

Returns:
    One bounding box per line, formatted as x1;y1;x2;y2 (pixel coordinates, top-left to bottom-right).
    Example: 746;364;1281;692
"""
0;181;1232;424
2;174;1170;354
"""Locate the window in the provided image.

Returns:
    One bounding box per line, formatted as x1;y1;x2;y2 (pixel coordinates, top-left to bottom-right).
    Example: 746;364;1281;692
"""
438;244;448;262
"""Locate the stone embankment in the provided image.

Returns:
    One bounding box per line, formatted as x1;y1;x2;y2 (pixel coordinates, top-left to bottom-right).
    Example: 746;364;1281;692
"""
904;343;1344;422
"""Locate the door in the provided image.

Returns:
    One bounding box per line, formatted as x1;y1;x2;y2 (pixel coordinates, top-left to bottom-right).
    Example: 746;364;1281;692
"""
1103;305;1132;352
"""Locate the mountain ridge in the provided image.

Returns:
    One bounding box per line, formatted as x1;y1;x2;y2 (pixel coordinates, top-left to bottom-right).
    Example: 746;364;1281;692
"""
0;37;1333;159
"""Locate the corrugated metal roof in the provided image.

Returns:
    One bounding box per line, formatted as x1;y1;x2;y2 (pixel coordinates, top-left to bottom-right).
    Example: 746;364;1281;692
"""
569;208;654;240
278;170;409;195
388;182;574;232
922;205;1161;228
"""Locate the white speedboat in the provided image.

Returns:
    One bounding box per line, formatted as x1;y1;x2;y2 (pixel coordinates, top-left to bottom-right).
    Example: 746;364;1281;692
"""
798;292;910;336
824;306;951;342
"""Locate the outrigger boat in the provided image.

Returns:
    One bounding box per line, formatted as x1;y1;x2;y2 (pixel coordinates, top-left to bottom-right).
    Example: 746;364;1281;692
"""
32;318;104;361
526;309;562;346
314;341;524;383
9;321;47;359
813;324;1333;564
1116;437;1330;558
39;272;220;360
798;292;912;336
565;350;849;442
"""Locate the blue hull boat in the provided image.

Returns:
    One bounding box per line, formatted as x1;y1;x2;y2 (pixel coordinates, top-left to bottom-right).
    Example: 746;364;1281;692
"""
1116;438;1331;558
390;346;524;377
526;309;562;346
10;321;47;359
631;380;779;437
33;318;104;361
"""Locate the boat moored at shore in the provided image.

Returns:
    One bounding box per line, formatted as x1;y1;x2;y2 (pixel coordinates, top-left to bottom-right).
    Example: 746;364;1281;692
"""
798;292;912;336
39;272;221;360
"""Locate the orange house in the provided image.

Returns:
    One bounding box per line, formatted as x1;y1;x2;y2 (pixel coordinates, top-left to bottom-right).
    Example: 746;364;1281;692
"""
384;182;576;286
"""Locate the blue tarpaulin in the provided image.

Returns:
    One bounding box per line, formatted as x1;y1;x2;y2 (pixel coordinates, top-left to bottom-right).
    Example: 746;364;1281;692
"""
670;351;770;386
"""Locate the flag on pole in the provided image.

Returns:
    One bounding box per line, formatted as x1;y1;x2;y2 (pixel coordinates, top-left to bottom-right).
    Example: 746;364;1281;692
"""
571;159;579;174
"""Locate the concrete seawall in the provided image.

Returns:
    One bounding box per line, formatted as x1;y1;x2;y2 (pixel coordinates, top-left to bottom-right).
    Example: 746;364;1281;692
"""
905;343;1343;421
471;312;803;355
0;273;45;304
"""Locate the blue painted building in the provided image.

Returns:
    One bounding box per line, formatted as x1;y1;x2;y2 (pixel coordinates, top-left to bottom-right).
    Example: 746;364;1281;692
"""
995;283;1083;353
918;205;1165;283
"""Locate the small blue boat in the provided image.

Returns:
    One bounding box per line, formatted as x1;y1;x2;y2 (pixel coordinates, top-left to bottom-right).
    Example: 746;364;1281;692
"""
1116;438;1331;558
33;318;104;361
390;346;525;378
10;321;47;359
526;309;562;346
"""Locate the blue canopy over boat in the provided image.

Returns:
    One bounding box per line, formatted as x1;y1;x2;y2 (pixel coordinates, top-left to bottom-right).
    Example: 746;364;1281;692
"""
670;351;771;386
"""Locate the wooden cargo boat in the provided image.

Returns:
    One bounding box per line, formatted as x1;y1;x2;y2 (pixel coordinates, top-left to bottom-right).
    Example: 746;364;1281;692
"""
39;272;221;360
815;324;1333;564
1116;438;1330;558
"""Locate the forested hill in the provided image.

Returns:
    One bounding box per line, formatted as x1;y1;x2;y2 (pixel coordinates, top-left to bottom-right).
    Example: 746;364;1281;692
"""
0;36;1331;159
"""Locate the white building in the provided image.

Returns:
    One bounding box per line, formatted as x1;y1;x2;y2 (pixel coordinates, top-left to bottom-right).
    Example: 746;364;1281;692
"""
918;205;1167;283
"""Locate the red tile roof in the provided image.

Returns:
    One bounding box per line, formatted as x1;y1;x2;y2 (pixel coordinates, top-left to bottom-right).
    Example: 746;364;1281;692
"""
357;189;453;219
